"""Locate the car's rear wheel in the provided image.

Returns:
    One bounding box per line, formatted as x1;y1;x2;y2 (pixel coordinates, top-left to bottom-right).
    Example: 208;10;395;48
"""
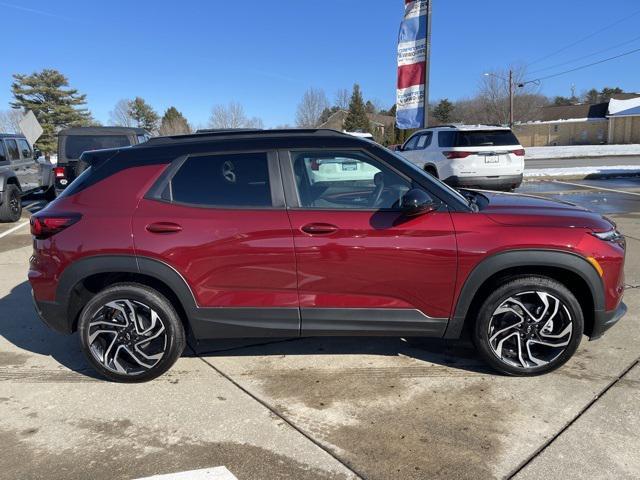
473;276;583;376
78;283;186;382
0;184;22;223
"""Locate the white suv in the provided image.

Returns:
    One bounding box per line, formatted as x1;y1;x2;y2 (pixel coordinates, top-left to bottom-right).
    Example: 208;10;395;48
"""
397;125;525;191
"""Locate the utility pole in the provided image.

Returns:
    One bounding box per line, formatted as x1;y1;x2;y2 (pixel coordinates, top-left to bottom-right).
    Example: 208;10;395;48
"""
509;69;514;128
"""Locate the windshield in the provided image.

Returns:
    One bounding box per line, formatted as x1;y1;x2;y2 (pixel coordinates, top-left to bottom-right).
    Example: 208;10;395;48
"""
382;146;470;207
455;130;520;147
64;135;131;159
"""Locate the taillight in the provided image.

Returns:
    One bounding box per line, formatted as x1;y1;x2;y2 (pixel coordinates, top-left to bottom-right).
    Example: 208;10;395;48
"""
54;167;66;178
512;149;526;156
444;151;473;159
30;214;81;240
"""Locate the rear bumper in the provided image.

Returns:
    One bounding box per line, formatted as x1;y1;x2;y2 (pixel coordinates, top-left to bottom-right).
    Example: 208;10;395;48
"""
31;290;73;334
591;302;627;340
444;174;523;191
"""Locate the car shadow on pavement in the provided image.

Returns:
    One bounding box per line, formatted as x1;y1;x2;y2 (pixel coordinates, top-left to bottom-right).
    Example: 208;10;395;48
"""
0;281;100;379
190;336;493;376
1;281;492;378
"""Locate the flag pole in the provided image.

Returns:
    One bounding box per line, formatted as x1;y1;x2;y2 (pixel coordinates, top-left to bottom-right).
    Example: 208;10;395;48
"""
423;0;432;128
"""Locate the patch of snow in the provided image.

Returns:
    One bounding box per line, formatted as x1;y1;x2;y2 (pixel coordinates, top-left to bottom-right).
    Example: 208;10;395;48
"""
608;97;640;116
518;118;606;125
525;144;640;160
524;165;640;178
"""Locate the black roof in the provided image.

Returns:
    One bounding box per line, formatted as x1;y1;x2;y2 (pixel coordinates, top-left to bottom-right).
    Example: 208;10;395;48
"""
0;133;26;139
145;128;351;147
58;126;149;136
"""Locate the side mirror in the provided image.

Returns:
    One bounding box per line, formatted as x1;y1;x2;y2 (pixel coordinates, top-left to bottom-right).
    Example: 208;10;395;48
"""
400;189;437;216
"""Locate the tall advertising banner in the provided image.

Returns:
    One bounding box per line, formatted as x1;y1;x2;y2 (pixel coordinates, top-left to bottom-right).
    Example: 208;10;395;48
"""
396;0;430;129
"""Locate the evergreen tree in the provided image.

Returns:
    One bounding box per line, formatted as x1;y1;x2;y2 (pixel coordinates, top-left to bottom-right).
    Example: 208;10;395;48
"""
159;106;191;135
343;84;371;133
432;98;455;125
365;100;377;114
128;97;159;132
584;89;600;104
600;87;624;101
11;69;92;156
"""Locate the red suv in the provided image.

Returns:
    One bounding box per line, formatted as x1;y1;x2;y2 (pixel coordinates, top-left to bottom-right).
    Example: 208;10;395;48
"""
28;129;627;382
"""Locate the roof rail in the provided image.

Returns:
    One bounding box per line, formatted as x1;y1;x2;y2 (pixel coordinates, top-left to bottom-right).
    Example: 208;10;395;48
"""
145;128;349;145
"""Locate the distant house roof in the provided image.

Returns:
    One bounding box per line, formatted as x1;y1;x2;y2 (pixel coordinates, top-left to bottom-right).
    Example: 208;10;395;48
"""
540;103;609;122
608;97;640;117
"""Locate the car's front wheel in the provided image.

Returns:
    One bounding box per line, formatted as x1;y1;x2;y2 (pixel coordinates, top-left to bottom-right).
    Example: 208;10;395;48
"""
473;276;583;376
0;184;22;223
78;283;186;382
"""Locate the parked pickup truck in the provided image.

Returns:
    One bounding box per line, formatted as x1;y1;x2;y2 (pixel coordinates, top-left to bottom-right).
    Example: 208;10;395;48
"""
0;133;55;222
55;127;150;192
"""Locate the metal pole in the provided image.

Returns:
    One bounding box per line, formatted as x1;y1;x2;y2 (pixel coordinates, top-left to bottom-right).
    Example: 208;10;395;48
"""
509;69;514;128
423;0;432;129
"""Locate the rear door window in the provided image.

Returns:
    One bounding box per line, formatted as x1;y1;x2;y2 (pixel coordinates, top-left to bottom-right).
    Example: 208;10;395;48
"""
0;141;7;162
170;152;273;207
456;130;520;147
17;139;32;159
5;139;20;161
65;135;131;159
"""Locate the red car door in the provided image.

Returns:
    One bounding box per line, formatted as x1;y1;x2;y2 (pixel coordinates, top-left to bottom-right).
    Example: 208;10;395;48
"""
283;149;457;336
132;150;299;338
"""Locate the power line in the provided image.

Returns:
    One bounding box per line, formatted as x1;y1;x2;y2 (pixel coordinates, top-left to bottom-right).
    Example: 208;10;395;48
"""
526;7;640;67
528;33;640;75
525;47;640;83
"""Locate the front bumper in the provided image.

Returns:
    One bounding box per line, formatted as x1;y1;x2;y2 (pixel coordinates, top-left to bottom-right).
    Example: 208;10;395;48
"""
444;174;523;191
32;290;73;334
591;302;627;340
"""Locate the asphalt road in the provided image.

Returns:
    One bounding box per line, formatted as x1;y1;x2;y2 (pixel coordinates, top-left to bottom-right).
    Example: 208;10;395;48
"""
525;155;640;169
0;177;639;479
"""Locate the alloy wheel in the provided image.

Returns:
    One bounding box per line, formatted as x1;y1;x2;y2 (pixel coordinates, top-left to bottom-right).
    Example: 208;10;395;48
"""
488;291;573;369
87;299;168;376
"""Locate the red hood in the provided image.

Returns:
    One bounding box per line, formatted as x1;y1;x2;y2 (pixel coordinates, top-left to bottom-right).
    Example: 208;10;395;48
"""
478;191;614;231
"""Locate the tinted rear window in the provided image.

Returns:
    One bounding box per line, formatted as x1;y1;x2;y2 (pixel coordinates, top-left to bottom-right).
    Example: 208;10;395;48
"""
64;135;131;159
0;141;6;162
455;130;520;147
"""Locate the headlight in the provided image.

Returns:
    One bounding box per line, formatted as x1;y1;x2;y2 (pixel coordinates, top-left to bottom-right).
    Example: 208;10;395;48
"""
591;229;625;246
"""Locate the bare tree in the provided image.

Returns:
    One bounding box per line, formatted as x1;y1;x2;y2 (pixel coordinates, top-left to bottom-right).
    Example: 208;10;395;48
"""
296;88;329;128
0;109;23;133
478;65;546;125
334;88;350;111
108;99;134;127
208;102;263;129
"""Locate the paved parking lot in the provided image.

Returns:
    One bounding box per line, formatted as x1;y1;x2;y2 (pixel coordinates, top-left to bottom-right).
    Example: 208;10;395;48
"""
1;179;639;479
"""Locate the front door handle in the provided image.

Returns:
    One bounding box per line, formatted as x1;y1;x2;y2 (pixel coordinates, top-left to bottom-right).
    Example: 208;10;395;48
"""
301;223;339;235
146;222;183;234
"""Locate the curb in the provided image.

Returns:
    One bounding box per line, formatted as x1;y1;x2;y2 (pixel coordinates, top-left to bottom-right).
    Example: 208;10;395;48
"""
524;171;640;181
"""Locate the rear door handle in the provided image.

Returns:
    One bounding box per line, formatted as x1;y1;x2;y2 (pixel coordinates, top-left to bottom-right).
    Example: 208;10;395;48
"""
301;223;339;235
146;222;183;234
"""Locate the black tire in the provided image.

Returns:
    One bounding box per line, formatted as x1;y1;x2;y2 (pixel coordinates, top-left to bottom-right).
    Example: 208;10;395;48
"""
473;275;583;376
78;283;186;383
0;184;22;223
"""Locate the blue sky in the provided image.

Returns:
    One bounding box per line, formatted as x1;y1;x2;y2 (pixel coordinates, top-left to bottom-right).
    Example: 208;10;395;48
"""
2;0;640;127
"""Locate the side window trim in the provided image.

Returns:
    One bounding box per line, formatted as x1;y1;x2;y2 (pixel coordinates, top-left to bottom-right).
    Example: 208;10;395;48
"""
145;150;285;210
281;147;428;211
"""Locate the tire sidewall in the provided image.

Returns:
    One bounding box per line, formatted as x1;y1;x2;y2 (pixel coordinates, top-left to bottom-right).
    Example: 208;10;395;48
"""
474;277;584;376
1;185;22;223
78;284;186;383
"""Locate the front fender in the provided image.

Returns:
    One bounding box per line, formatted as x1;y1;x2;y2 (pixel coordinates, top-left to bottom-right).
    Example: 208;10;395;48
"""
444;249;605;339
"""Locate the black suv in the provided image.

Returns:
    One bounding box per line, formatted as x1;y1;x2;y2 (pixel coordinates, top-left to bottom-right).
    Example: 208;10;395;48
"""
0;133;55;222
55;126;150;191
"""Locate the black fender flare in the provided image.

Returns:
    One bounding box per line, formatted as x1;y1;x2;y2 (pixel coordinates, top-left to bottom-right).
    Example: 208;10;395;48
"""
444;249;605;339
56;255;198;331
0;170;20;195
